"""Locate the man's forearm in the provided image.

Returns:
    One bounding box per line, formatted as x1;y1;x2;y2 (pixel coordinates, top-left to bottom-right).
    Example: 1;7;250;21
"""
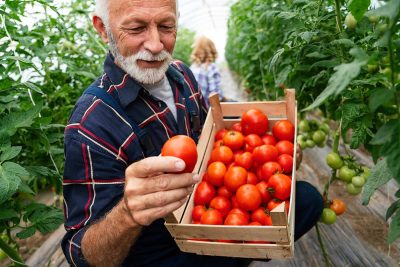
81;200;142;267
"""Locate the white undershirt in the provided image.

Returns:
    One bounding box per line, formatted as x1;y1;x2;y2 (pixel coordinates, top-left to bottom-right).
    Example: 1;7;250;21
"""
143;76;177;120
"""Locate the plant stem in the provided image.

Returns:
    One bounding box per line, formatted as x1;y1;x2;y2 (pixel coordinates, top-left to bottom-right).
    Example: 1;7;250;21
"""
333;0;345;62
315;223;332;267
0;238;27;267
323;128;341;200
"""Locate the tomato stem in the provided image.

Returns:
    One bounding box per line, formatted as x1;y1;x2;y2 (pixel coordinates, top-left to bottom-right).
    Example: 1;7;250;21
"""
315;222;332;267
0;238;27;267
333;0;345;63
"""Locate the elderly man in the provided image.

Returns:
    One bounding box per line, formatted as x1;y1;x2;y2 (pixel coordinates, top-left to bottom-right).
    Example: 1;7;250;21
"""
62;0;323;266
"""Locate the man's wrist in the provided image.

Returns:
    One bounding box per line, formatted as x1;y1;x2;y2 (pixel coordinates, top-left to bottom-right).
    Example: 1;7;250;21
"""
119;199;140;229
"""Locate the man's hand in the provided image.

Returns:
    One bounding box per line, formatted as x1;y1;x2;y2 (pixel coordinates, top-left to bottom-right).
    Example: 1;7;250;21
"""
124;156;200;226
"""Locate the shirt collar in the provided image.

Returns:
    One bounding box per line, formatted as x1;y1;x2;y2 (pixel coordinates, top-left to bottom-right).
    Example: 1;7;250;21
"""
103;52;185;108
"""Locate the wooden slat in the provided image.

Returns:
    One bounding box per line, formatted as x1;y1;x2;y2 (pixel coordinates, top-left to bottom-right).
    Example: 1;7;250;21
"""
209;93;224;132
285;89;296;125
221;101;287;117
176;240;292;259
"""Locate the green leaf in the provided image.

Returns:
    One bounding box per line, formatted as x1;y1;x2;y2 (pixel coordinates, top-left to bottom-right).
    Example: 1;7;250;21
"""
388;209;400;243
395;189;400;198
24;204;64;234
18;182;35;195
366;0;400;20
0;166;22;205
2;162;29;177
0;209;19;220
369;88;395;112
306;52;329;59
348;0;370;21
0;146;22;162
386;200;400;220
362;158;393;205
303;48;368;111
0;102;42;136
16;227;36;239
370;120;399;146
20;82;44;95
331;39;355;47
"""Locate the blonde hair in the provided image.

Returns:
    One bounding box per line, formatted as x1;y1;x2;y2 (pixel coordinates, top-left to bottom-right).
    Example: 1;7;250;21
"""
191;36;218;66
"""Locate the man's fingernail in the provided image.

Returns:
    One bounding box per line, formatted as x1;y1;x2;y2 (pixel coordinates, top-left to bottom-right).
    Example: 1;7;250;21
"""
175;160;185;170
192;174;200;182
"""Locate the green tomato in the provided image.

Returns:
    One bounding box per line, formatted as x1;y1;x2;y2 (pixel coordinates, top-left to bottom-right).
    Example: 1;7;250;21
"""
346;183;362;195
298;140;307;149
306;139;315;148
319;123;330;134
378;23;388;33
381;67;392;77
368;15;379;24
345;13;357;29
321;208;337;225
297;134;306;142
0;249;7;261
326;152;343;169
367;64;378;73
299;120;310;132
361;167;371;180
316;141;325;148
338;166;356;183
352;176;365;187
312;130;326;145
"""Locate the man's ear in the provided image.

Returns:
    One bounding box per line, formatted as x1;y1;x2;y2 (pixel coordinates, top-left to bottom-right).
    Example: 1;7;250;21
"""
93;15;109;43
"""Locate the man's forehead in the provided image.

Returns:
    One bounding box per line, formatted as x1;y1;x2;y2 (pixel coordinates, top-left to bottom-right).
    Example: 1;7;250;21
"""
109;0;176;12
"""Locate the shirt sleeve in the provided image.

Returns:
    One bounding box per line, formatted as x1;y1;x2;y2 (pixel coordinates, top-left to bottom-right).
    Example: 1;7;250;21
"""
207;63;224;100
62;128;128;266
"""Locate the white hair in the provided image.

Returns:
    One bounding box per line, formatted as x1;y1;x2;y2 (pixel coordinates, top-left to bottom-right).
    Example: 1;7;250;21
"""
94;0;179;26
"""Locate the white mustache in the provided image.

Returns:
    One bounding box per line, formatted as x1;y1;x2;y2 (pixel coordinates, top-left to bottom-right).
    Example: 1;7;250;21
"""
135;50;171;61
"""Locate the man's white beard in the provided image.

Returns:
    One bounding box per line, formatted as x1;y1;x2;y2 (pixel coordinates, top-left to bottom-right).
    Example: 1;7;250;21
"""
107;28;173;84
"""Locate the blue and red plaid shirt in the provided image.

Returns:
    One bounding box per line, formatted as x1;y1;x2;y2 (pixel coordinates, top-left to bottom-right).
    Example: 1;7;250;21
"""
62;53;217;266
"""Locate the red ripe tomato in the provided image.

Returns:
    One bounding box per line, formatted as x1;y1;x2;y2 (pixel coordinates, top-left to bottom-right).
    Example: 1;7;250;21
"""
231;195;240;208
207;161;227;187
201;172;208;182
268;174;292;200
277;154;293;174
236;184;262;211
224;166;248;192
231;122;242;132
256;180;272;204
251;207;269;225
261;134;277;145
264;214;272;226
215;128;228;141
224;213;249;225
229;208;250;221
213;139;224;148
244;134;263;152
272;120;295;142
267;198;283;211
252;145;279;165
200;209;223;225
275;140;294;156
217;186;233;199
211;146;234;165
259;161;283;182
192;205;207;222
194;181;216;206
209;196;232;218
161;135;198;173
223;130;244;150
241;109;269;136
234;151;253;170
248;221;262;226
246;172;258;185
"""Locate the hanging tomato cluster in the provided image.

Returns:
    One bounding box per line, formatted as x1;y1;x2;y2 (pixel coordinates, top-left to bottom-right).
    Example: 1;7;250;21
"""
192;109;295;227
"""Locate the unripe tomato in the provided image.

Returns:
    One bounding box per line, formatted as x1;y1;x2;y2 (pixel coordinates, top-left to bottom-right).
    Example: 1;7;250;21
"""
326;152;343;169
330;199;346;216
368;14;379;23
338;166;356;183
321;208;337;225
161;135;198;173
351;176;365;187
345;13;357;29
312;130;326;145
298;120;310;132
346;183;362;195
306;139;315;148
319;123;330;134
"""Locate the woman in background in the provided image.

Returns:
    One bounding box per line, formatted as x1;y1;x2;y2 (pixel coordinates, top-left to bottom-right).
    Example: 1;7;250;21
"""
190;36;228;107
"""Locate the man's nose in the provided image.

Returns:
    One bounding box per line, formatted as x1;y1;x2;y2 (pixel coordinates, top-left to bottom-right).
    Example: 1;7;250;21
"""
143;27;164;55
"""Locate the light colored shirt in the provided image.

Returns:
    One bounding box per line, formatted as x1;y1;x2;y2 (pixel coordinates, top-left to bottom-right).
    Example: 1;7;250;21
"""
190;62;223;107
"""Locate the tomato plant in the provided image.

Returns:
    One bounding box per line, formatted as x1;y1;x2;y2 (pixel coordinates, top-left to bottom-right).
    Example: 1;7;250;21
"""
162;135;198;173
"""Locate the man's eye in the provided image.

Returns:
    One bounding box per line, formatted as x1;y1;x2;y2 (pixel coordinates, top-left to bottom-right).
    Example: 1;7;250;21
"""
160;25;175;31
130;27;146;33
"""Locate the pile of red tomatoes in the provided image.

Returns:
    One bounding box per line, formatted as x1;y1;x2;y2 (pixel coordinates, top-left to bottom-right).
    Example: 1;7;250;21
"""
192;108;296;227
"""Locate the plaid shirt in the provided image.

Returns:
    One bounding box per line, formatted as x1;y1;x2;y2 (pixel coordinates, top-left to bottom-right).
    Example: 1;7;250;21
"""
62;53;208;267
190;62;223;107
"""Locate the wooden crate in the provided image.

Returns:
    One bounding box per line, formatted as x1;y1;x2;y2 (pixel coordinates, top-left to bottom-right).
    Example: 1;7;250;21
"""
165;89;297;259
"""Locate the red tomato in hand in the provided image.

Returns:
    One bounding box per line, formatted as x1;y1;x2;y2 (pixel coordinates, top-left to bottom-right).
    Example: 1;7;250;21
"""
211;146;234;165
259;161;283;182
272;120;295;142
223;131;244;150
268;174;292;200
207;161;227;187
224;166;248;192
200;209;223;225
234;151;253;170
224;213;249;225
241;109;269;136
192;205;207;222
236;184;262;211
275;140;294;156
194;181;216;206
277;154;293;174
210;196;232;218
161;135;198;173
252;145;279;165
